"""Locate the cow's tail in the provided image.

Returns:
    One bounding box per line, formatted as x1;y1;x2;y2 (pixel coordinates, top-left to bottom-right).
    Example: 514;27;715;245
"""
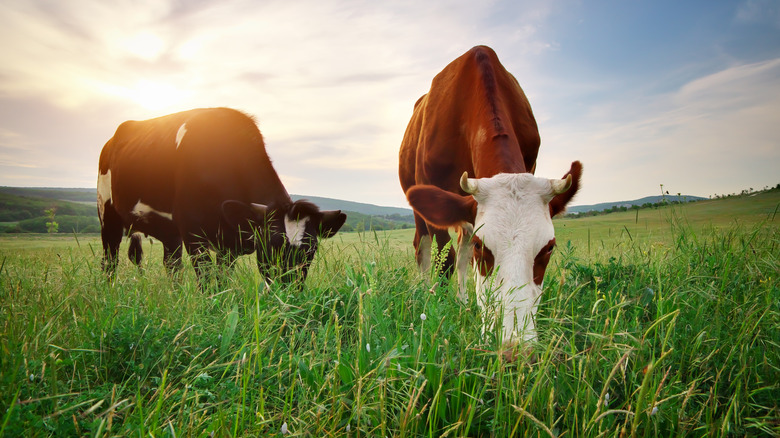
128;233;143;266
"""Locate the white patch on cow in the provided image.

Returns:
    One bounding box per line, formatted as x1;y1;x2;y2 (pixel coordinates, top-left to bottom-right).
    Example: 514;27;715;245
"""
175;123;187;149
97;169;112;224
131;201;173;221
468;172;558;344
284;216;309;247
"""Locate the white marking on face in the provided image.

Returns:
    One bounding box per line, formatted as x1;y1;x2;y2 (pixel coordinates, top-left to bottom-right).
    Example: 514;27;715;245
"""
175;123;187;149
97;169;112;223
467;173;557;343
131;201;173;221
284;216;309;247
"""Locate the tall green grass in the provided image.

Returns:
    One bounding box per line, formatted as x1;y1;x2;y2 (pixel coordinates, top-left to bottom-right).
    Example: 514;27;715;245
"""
0;209;778;436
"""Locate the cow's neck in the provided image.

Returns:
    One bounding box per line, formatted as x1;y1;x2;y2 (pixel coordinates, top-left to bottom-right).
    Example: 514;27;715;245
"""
472;134;528;177
249;160;292;207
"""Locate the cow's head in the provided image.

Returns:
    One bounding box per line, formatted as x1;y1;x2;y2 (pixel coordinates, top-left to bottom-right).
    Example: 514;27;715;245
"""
406;161;581;344
222;200;346;284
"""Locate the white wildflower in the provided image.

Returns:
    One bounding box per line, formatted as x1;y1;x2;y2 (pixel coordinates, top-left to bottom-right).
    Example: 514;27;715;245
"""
281;421;289;434
604;392;610;407
650;406;658;416
420;313;427;321
366;343;371;353
346;424;351;432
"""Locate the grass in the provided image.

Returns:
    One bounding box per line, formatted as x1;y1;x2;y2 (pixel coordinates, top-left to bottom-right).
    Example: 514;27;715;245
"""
0;191;778;437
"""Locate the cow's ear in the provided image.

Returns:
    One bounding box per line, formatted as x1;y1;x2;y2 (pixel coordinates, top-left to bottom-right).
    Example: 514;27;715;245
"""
406;185;477;226
222;200;269;232
318;210;347;238
549;161;582;217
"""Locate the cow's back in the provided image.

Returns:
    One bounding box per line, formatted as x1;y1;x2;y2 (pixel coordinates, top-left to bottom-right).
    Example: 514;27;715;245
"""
98;107;289;245
399;46;540;194
99;109;200;222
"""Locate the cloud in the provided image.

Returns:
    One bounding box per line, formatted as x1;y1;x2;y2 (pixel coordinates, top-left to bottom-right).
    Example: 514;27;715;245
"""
539;57;780;203
736;0;780;28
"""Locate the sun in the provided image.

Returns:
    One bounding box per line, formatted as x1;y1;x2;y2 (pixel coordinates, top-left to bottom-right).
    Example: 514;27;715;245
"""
121;31;165;62
131;80;186;112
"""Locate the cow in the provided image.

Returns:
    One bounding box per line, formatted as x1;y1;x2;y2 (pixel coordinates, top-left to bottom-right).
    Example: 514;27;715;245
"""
97;107;346;284
399;46;582;348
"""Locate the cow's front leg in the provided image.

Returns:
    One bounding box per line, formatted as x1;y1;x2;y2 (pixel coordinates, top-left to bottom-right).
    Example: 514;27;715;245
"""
456;224;474;302
185;241;211;288
215;250;238;287
163;243;183;274
412;212;432;274
128;233;143;268
100;205;124;276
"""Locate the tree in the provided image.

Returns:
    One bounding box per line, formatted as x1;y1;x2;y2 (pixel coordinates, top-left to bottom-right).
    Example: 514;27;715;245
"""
44;207;58;234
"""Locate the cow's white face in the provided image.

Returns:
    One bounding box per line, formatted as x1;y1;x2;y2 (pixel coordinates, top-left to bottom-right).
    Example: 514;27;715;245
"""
464;173;562;343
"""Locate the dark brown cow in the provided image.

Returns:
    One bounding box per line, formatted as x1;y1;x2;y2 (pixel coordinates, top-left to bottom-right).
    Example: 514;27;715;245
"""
399;46;582;345
98;107;346;284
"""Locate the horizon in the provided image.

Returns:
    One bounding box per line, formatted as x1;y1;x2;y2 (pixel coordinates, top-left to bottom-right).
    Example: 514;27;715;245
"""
1;1;779;209
2;183;774;212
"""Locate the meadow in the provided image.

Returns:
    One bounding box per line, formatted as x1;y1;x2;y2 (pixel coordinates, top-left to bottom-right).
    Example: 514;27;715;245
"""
0;191;778;437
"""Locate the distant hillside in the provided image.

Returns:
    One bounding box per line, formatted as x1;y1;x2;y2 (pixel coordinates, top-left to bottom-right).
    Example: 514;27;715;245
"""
0;187;413;233
0;187;414;218
568;195;706;214
0;187;95;203
291;195;412;217
0;192;95;222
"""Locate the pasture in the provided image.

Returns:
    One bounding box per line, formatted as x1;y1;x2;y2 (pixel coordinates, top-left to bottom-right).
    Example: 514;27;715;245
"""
1;191;778;437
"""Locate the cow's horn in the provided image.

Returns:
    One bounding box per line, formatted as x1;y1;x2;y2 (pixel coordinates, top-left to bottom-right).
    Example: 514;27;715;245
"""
249;203;269;219
460;171;477;194
551;174;572;195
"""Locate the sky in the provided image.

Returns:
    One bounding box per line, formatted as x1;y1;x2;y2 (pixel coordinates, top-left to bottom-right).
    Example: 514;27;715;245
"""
0;0;778;209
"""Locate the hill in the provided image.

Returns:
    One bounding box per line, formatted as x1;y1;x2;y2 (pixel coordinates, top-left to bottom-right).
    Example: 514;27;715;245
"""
0;187;413;234
568;194;705;214
0;192;96;222
554;188;780;248
0;187;95;203
0;187;414;218
290;195;412;217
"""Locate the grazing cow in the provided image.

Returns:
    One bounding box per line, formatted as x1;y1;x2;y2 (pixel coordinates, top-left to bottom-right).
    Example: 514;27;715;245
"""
98;107;346;284
399;46;582;346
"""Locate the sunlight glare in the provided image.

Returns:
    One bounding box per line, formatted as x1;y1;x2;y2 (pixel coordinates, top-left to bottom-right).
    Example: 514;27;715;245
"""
132;80;185;112
121;31;165;61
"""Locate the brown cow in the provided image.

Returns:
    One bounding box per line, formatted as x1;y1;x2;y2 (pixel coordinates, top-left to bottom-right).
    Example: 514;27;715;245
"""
399;46;582;346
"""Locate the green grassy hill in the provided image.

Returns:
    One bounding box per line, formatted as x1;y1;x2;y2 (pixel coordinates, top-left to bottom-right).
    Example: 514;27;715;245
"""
0;187;95;203
0;192;99;233
555;188;780;253
0;187;414;234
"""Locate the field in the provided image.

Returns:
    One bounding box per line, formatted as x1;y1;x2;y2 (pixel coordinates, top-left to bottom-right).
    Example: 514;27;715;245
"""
1;191;778;437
